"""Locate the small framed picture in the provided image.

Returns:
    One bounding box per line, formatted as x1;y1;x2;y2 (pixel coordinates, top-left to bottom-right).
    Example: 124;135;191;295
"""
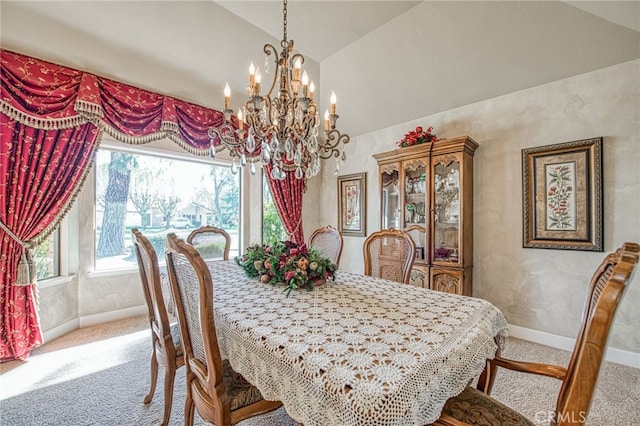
337;172;367;237
522;137;603;251
415;247;424;261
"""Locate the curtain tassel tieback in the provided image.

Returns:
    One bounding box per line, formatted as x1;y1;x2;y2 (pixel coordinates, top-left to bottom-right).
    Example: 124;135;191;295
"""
16;250;36;287
0;220;37;286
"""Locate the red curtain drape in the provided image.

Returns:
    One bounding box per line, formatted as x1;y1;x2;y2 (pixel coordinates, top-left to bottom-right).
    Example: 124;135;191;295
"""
0;117;100;361
265;165;306;244
0;49;236;361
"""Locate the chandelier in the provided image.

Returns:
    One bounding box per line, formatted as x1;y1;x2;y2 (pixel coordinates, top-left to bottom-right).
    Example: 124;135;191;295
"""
209;0;350;180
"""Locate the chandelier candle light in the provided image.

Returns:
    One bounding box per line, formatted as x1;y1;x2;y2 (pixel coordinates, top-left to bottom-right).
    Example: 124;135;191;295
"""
209;0;350;180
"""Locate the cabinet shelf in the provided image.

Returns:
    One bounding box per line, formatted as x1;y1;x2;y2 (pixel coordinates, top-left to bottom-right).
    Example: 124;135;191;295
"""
406;192;425;200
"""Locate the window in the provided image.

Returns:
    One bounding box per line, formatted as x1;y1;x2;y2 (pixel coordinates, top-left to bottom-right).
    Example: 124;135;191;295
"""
262;174;286;245
32;229;59;280
95;148;241;270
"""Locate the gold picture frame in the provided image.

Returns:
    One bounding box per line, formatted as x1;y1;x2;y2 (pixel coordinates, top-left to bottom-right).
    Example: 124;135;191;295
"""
522;137;603;251
338;172;367;237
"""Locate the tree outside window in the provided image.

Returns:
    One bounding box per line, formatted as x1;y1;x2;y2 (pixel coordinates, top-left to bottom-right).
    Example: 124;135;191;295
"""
95;149;240;270
262;175;286;245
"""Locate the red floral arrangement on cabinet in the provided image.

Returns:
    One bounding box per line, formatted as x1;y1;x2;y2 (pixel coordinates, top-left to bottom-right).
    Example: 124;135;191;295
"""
396;126;439;147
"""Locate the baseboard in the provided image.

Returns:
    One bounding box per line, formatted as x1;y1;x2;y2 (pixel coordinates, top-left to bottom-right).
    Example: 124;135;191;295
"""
79;305;147;328
42;318;80;343
508;324;640;369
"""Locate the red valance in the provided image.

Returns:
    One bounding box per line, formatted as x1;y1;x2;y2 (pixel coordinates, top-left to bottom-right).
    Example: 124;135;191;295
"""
1;49;226;152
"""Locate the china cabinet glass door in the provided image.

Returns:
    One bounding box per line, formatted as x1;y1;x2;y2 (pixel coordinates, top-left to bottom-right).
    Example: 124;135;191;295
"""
381;166;400;229
433;160;460;264
403;160;427;227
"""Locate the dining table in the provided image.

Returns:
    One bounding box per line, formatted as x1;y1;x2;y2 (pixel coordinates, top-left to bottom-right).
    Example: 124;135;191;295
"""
206;260;508;426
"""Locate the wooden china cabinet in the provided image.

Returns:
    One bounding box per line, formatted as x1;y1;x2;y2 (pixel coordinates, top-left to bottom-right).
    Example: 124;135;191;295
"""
373;135;478;295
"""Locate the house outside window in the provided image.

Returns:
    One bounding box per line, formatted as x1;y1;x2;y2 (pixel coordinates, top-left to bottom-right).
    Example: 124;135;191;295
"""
95;148;240;270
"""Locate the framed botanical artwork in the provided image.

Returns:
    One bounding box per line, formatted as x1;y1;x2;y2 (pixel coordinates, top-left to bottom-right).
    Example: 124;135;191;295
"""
522;137;603;251
338;172;367;237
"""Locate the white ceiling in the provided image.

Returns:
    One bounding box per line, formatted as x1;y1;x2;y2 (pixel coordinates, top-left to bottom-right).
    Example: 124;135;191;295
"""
1;1;639;137
216;1;422;62
217;0;640;62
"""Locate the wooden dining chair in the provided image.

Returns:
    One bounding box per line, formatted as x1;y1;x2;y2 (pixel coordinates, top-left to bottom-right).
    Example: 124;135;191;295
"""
187;226;231;261
433;242;639;426
165;233;283;426
363;228;416;284
308;225;344;267
132;229;184;426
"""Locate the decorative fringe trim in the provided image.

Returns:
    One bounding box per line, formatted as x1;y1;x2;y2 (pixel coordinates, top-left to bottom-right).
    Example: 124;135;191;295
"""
160;121;180;134
93;120;165;145
166;132;210;156
0;100;89;130
74;100;104;119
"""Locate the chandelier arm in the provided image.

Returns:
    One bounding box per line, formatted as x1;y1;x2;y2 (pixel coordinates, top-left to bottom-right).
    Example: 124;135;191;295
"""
318;130;350;160
292;113;317;142
290;53;304;68
263;43;280;97
208;124;254;162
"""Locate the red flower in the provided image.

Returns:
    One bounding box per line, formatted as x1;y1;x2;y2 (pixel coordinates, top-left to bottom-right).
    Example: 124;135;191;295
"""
396;125;440;147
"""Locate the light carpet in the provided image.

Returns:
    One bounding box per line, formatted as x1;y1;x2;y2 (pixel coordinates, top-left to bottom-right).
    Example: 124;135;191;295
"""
0;315;638;425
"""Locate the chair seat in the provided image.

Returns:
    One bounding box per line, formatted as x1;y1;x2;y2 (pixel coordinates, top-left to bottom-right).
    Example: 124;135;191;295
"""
441;387;535;426
222;359;265;411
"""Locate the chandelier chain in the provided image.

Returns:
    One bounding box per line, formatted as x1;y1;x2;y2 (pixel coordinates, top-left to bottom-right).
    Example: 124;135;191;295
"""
283;0;288;42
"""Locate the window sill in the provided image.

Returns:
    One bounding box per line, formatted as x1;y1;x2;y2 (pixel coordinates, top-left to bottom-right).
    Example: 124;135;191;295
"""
89;267;138;279
38;275;76;289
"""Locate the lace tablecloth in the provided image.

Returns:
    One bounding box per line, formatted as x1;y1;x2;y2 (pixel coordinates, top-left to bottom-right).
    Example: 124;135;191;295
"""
209;260;508;426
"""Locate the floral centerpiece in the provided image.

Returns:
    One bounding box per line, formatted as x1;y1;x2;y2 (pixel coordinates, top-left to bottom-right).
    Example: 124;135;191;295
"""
236;241;337;295
396;126;439;147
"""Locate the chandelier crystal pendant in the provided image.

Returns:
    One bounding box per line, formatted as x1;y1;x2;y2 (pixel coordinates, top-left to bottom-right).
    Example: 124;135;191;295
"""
209;0;349;180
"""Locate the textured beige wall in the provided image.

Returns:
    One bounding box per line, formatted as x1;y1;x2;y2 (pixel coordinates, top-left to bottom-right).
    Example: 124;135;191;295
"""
312;60;640;353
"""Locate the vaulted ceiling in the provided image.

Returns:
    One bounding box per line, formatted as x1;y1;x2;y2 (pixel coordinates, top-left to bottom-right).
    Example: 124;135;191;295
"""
2;1;639;137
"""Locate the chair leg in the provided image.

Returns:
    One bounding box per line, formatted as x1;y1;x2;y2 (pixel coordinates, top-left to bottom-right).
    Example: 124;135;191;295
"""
476;347;500;394
184;391;195;426
144;346;159;404
161;360;176;426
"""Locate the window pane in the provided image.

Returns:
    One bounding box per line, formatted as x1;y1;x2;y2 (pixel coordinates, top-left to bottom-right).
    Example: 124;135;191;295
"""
95;149;241;270
33;230;59;280
262;175;286;245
